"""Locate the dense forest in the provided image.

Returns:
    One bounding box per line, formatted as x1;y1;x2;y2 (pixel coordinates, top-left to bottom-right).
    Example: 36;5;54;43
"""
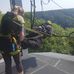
25;8;74;28
0;9;74;55
36;8;74;28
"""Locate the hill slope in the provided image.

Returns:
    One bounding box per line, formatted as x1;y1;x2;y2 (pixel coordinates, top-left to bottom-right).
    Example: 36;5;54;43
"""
35;8;74;28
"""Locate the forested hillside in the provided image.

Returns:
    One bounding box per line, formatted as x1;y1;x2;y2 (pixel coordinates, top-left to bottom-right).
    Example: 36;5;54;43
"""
26;8;74;28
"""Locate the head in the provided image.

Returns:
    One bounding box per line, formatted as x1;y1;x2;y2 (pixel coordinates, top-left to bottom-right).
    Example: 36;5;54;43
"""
11;5;24;16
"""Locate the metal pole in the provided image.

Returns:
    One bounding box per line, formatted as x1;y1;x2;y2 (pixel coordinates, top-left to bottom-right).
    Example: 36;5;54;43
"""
32;0;36;28
30;0;36;28
30;0;33;28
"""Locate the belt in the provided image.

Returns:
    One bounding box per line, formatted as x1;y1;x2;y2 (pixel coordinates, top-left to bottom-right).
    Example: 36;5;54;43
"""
0;34;11;37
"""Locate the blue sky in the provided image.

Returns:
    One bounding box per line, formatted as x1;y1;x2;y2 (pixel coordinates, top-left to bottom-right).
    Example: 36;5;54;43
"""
0;0;74;13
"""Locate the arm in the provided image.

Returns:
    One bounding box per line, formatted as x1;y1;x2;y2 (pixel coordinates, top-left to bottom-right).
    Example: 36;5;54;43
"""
17;15;25;41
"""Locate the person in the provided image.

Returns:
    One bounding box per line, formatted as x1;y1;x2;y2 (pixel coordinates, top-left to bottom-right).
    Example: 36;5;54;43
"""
43;22;52;35
0;5;25;74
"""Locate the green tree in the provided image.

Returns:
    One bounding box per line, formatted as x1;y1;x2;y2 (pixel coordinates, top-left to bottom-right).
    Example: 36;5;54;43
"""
66;28;74;55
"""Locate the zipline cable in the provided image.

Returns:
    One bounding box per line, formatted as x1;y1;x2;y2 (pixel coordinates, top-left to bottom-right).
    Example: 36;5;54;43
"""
42;0;50;5
51;0;74;22
40;0;74;27
51;0;63;9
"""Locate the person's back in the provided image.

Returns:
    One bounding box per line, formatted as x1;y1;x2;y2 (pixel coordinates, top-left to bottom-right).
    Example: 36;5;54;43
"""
1;12;15;35
0;6;25;74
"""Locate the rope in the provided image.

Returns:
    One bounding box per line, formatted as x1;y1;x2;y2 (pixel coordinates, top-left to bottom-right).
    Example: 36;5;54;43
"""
42;0;50;5
51;0;63;9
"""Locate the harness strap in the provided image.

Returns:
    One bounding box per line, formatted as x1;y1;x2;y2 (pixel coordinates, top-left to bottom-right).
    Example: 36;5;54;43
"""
0;34;11;37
